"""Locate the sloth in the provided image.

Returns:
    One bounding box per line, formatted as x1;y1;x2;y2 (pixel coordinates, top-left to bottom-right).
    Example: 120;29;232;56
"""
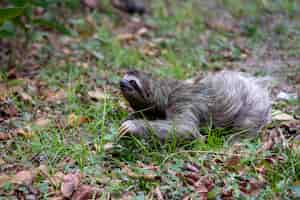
119;70;272;140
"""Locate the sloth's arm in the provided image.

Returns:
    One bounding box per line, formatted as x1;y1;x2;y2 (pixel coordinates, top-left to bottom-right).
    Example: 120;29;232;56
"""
119;118;202;140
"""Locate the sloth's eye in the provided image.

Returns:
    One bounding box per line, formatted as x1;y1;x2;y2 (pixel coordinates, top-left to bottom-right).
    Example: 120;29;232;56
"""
129;80;144;96
129;80;139;89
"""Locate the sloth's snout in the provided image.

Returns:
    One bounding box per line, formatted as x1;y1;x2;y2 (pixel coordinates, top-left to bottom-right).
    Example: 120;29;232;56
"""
120;79;129;88
120;79;132;91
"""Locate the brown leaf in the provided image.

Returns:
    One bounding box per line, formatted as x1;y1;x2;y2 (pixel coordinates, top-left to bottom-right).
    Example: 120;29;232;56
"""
50;172;65;187
12;170;35;185
18;91;34;104
15;128;35;138
71;185;102;200
155;187;164;200
184;163;200;173
45;89;66;103
123;165;159;181
0;158;5;165
272;110;294;121
103;142;114;151
136;161;159;171
184;172;200;182
205;15;240;33
0;174;12;187
224;155;241;167
0;132;15;140
81;0;98;8
117;33;136;42
0;83;9;101
0;128;34;141
239;178;265;197
61;172;81;198
87;89;109;101
281;120;300;134
34;117;51;128
0;102;18;121
67;113;90;127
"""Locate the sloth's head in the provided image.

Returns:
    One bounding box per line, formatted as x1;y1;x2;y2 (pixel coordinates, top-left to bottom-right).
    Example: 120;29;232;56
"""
120;70;153;108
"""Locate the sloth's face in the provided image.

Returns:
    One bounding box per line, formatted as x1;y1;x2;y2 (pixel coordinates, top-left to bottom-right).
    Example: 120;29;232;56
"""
120;70;152;108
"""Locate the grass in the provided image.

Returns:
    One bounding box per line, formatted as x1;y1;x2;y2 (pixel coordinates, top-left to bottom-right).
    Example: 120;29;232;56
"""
1;0;300;199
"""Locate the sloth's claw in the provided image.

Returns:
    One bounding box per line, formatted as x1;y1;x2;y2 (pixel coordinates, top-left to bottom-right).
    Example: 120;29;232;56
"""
119;120;138;137
119;125;129;136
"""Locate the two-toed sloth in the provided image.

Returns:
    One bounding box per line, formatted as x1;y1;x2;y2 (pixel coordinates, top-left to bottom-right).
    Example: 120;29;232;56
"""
119;70;271;140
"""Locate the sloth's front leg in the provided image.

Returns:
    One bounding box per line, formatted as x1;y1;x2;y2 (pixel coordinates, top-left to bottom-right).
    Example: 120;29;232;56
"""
119;119;202;140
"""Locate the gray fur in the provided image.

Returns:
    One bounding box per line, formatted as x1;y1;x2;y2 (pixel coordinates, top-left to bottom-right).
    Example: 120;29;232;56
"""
119;70;272;140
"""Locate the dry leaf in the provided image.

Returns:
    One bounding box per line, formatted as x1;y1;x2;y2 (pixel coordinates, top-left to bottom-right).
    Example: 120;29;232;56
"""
49;172;65;187
61;173;81;198
18;91;34;103
117;33;136;42
184;163;200;173
12;170;35;185
0;128;34;141
81;0;98;8
123;165;159;181
46;89;66;102
0;132;14;140
272;110;294;121
34;118;51;128
71;185;102;200
0;158;5;165
0;174;11;187
155;187;164;200
16;128;35;138
68;113;90;127
103;142;114;151
224;155;241;166
88;89;109;101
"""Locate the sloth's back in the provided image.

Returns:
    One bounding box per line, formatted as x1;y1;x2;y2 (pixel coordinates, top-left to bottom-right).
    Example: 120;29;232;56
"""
193;71;271;134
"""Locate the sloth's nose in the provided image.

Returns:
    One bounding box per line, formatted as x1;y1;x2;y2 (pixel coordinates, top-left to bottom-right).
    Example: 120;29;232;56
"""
120;79;129;89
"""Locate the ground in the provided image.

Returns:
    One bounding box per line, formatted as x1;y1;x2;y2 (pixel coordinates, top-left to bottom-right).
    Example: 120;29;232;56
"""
0;0;300;199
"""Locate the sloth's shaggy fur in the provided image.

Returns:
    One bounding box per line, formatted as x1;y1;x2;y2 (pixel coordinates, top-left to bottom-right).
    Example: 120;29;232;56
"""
119;70;272;140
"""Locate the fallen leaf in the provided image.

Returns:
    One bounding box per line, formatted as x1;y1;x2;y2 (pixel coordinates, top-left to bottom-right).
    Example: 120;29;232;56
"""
48;197;64;200
81;0;98;8
155;187;164;200
68;113;90;127
12;170;35;185
239;178;264;197
45;89;66;103
273;110;295;121
103;142;114;151
224;155;241;167
0;158;5;165
117;33;136;42
123;165;159;181
16;128;35;138
0;83;9;101
34;117;51;128
0;174;11;187
137;162;159;171
61;172;81;198
184;163;200;173
0;102;18;121
18;91;34;104
50;172;65;187
205;15;240;33
71;185;102;200
0;132;15;140
87;89;109;101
